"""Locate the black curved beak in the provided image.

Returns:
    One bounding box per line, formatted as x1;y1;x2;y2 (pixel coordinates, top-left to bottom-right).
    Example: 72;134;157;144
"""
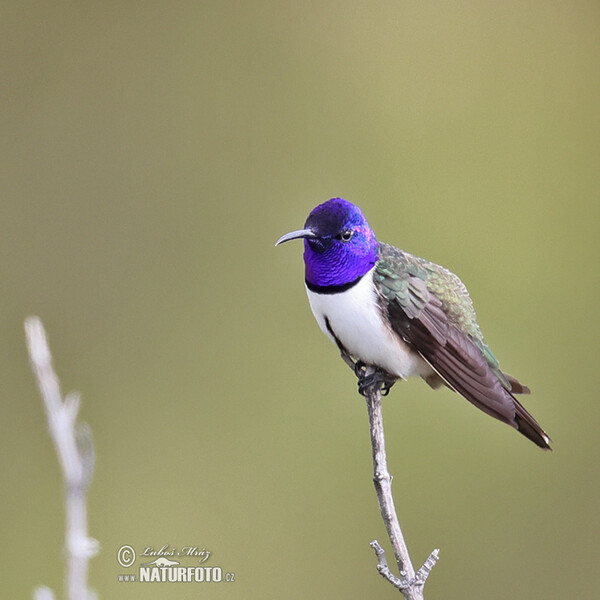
274;228;317;247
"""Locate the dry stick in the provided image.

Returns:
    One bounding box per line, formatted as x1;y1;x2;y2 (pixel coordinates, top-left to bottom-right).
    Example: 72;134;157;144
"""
25;317;98;600
362;366;439;599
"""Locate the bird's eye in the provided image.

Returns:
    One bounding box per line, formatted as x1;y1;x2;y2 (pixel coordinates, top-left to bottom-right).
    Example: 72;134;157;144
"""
337;229;354;242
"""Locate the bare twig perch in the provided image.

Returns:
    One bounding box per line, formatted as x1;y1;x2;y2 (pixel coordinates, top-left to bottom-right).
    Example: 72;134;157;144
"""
25;317;98;600
362;365;439;599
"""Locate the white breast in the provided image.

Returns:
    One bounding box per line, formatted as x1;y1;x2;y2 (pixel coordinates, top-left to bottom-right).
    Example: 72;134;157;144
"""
305;268;433;380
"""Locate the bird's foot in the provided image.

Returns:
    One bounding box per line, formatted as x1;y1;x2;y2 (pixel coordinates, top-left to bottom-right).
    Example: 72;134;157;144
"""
355;361;397;397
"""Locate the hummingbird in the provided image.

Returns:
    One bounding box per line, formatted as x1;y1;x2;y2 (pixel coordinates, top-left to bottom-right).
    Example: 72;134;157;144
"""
276;198;551;450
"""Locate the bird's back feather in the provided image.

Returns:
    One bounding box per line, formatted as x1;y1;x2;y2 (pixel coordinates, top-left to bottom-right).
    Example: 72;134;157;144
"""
374;242;550;449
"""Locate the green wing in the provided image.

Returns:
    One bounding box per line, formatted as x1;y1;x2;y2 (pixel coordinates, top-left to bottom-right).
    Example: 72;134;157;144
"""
374;242;548;449
375;242;511;388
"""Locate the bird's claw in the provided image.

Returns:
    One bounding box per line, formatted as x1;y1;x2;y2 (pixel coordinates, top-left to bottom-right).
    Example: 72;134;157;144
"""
355;363;396;396
381;380;395;396
354;360;367;378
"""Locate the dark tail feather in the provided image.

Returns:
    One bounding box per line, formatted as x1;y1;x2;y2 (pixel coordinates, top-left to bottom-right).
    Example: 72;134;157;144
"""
505;373;531;395
513;398;551;451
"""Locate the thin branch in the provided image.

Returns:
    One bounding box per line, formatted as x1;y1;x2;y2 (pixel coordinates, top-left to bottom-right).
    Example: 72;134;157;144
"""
25;317;98;600
361;365;439;599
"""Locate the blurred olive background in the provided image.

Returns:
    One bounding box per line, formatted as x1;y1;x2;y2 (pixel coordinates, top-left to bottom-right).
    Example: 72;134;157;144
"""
2;1;599;598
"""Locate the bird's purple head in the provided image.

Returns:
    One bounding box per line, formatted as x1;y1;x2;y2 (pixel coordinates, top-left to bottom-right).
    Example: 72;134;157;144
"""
276;198;379;288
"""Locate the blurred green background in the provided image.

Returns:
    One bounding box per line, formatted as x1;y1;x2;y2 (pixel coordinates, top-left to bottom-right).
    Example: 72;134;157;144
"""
2;1;599;598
